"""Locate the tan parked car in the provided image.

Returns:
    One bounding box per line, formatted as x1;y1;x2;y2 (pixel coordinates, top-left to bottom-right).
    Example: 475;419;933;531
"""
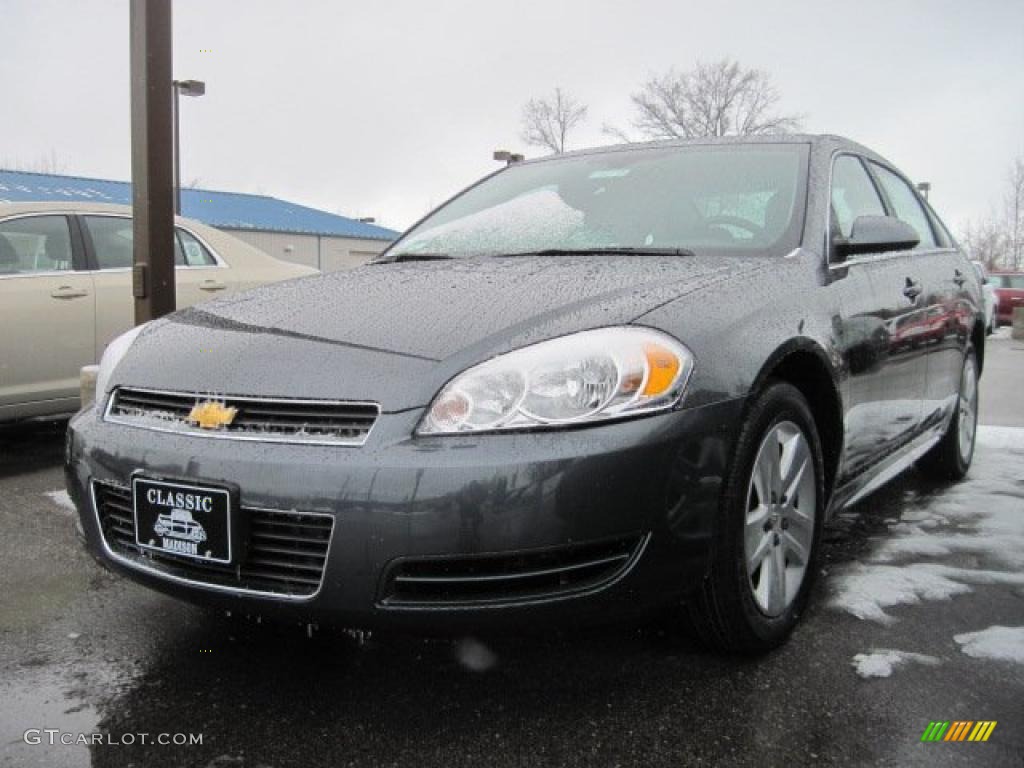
0;202;317;422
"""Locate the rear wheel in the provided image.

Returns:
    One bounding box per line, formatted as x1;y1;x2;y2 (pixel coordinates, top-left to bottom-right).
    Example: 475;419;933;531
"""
917;346;978;481
685;381;825;654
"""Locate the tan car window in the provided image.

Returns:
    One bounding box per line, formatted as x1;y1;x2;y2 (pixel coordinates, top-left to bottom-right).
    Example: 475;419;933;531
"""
0;215;73;274
85;216;185;269
176;228;217;266
84;216;134;269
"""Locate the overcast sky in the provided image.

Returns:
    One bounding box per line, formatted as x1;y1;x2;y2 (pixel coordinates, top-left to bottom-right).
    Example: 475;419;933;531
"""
2;0;1022;233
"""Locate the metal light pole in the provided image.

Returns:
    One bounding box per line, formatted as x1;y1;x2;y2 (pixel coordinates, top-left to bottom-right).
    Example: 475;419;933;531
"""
129;0;175;323
172;79;205;214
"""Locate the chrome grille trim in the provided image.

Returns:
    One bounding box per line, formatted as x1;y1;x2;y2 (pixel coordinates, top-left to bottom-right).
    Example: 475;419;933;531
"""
90;479;334;601
379;534;649;608
104;386;379;446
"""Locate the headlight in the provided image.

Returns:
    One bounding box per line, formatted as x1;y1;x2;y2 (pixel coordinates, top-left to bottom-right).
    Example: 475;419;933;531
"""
95;323;148;408
417;327;693;434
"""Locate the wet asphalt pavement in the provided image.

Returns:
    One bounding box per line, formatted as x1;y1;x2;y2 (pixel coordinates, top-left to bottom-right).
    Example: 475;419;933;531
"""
1;334;1022;768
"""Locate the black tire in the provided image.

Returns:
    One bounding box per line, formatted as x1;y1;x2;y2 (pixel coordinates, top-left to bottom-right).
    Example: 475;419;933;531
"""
917;346;978;482
685;381;825;654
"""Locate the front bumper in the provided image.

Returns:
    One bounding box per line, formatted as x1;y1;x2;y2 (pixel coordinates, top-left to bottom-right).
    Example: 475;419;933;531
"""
65;398;743;631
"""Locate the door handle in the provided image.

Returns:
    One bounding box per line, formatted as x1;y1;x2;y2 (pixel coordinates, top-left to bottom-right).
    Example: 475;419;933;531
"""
953;269;966;287
903;278;922;301
50;286;88;299
199;280;227;292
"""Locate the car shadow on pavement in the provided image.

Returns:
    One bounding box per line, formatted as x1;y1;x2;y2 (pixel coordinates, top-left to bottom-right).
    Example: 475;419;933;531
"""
0;418;67;479
85;611;772;768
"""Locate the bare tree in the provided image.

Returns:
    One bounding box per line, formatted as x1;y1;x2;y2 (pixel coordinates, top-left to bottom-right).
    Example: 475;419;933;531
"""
966;156;1024;271
628;59;802;140
600;122;634;144
2;149;69;174
520;88;588;154
960;218;1008;271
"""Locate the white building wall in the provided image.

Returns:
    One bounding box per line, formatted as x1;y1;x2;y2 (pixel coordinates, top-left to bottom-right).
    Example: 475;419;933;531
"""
221;229;392;271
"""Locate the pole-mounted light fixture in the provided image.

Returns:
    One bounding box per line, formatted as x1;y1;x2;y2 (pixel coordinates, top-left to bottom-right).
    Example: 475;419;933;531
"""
172;79;206;214
493;150;525;166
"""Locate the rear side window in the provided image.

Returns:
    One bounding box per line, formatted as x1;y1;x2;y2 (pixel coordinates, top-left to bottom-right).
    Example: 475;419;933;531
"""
995;275;1024;289
176;228;217;266
83;216;135;269
0;215;73;274
84;216;214;269
869;163;936;249
830;155;885;239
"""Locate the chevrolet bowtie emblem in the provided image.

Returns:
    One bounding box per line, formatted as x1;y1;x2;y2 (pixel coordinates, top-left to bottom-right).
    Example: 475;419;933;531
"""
187;401;238;430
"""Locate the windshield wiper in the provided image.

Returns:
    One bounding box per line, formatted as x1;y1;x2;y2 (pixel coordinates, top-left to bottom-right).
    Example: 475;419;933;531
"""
500;246;697;258
385;252;454;263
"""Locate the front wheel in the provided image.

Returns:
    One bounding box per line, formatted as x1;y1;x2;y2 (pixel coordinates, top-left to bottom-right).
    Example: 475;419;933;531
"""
917;346;978;481
685;381;825;654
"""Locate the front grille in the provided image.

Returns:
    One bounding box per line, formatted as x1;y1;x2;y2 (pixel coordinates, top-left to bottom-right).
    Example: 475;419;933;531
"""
105;387;379;445
92;481;332;598
380;535;647;607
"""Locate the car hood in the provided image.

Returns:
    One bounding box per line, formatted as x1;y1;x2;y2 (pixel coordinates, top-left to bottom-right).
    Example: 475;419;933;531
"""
112;255;761;412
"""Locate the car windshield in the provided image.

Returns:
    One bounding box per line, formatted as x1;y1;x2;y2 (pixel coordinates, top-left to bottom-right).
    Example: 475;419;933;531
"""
387;143;809;259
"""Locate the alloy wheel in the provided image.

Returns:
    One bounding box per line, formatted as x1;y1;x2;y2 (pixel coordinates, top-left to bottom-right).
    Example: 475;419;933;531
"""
958;355;978;463
743;421;816;618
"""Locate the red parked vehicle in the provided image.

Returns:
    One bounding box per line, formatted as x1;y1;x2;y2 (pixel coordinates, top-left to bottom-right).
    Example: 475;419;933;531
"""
991;273;1024;326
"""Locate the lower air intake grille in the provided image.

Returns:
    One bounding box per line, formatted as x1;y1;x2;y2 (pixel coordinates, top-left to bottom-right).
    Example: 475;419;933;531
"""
92;481;332;598
380;535;647;607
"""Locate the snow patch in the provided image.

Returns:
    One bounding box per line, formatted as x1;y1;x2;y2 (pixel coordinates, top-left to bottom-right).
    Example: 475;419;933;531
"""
830;427;1024;622
851;649;940;678
953;626;1024;665
831;562;1024;623
830;563;973;623
43;490;76;516
989;325;1012;341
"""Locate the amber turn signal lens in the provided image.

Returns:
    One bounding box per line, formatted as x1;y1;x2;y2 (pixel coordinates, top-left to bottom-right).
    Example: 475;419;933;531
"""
642;343;681;396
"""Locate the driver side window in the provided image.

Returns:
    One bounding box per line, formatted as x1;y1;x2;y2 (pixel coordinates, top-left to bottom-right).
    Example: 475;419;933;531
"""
830;155;885;239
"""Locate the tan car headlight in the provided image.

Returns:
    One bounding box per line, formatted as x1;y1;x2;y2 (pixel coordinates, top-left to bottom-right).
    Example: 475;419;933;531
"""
95;323;148;408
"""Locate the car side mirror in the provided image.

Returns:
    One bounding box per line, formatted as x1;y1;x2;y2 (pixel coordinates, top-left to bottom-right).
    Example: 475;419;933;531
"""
834;215;920;260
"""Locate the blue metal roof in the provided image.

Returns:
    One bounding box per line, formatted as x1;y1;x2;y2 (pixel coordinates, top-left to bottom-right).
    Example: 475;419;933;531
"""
0;169;399;241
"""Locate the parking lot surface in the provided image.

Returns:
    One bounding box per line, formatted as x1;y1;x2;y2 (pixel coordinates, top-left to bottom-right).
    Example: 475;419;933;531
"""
1;332;1022;767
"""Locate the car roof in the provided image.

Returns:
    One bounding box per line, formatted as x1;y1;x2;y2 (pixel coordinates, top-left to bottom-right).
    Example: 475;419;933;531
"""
518;133;890;167
0;200;207;228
